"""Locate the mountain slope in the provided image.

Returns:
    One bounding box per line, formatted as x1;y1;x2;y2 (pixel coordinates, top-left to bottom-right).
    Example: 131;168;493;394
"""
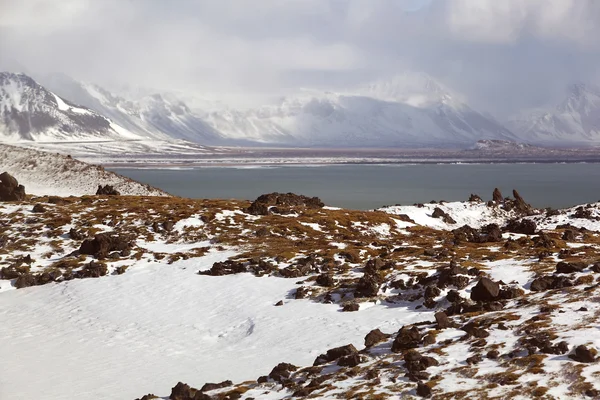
42;74;224;145
508;83;600;145
0;72;142;142
203;74;517;148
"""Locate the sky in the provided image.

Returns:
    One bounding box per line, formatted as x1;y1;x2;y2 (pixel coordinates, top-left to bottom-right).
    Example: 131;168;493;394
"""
1;0;599;118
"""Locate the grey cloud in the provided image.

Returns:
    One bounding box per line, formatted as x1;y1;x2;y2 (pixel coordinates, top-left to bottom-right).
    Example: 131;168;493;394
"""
1;0;599;118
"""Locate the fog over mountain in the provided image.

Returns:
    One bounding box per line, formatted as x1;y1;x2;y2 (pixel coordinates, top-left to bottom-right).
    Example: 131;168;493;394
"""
1;0;600;120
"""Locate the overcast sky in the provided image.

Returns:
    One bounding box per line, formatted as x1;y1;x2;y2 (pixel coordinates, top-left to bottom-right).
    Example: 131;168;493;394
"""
1;0;599;117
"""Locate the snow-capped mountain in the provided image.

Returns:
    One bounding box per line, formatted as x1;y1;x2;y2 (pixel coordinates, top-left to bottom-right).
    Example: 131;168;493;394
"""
508;83;600;145
42;74;224;145
0;72;141;142
203;74;517;147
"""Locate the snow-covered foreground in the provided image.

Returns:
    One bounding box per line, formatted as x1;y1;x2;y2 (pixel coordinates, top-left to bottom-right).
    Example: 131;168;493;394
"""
0;248;429;399
4;190;600;398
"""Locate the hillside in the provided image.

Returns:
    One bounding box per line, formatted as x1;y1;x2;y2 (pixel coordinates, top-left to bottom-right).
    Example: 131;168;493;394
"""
2;189;600;398
0;143;168;196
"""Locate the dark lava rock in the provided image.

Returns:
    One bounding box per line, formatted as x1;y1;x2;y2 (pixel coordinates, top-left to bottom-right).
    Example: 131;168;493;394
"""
342;303;359;312
434;311;453;329
391;326;421;352
556;261;587;274
569;345;597;363
294;286;308;299
530;275;573;291
246;192;324;215
487;350;500;359
466;354;483;365
32;203;46;213
275;300;284;306
504;219;537;235
470;277;500;302
15;273;37;288
201;380;232;392
199;260;246;276
453;224;502;244
169;382;210;400
562;229;577;241
424;285;441;299
96;184;120;196
364;328;389;348
354;273;380;297
446;289;463;303
315;273;335;287
573;206;593;219
0;172;26;201
533;232;556;249
512;189;531;213
338;353;362;367
314;344;358;365
76;261;108;278
469;194;482;202
493;188;503;204
69;228;85;240
269;362;298;382
499;286;525;299
431;207;456;224
79;233;134;259
416;382;432;398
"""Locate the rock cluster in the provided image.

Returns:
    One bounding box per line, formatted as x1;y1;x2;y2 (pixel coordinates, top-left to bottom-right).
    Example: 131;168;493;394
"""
246;192;324;215
96;184;120;195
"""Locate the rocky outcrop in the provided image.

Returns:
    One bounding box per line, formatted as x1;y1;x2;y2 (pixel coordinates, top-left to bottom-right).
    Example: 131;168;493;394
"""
431;207;456;224
0;172;26;201
78;233;134;259
96;184;120;196
246;192;324;215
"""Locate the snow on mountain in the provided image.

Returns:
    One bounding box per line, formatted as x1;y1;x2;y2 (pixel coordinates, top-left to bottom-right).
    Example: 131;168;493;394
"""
0;72;141;142
0;143;168;196
507;83;600;145
42;74;224;145
203;74;517;148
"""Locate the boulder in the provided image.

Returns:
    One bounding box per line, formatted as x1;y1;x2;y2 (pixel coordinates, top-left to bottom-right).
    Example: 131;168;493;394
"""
492;188;503;203
556;261;587;274
434;312;453;329
504;219;537;235
431;207;456;224
0;172;26;201
416;381;432;398
314;344;358;365
354;273;380;297
268;362;297;382
569;345;597;363
470;277;500;302
364;328;389;347
391;326;421;352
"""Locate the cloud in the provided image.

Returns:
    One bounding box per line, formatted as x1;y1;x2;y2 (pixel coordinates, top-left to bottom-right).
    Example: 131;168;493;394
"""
1;0;599;117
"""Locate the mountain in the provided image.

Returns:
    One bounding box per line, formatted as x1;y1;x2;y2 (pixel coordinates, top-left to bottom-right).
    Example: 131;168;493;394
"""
507;83;600;146
42;74;224;145
0;72;142;142
203;73;517;148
